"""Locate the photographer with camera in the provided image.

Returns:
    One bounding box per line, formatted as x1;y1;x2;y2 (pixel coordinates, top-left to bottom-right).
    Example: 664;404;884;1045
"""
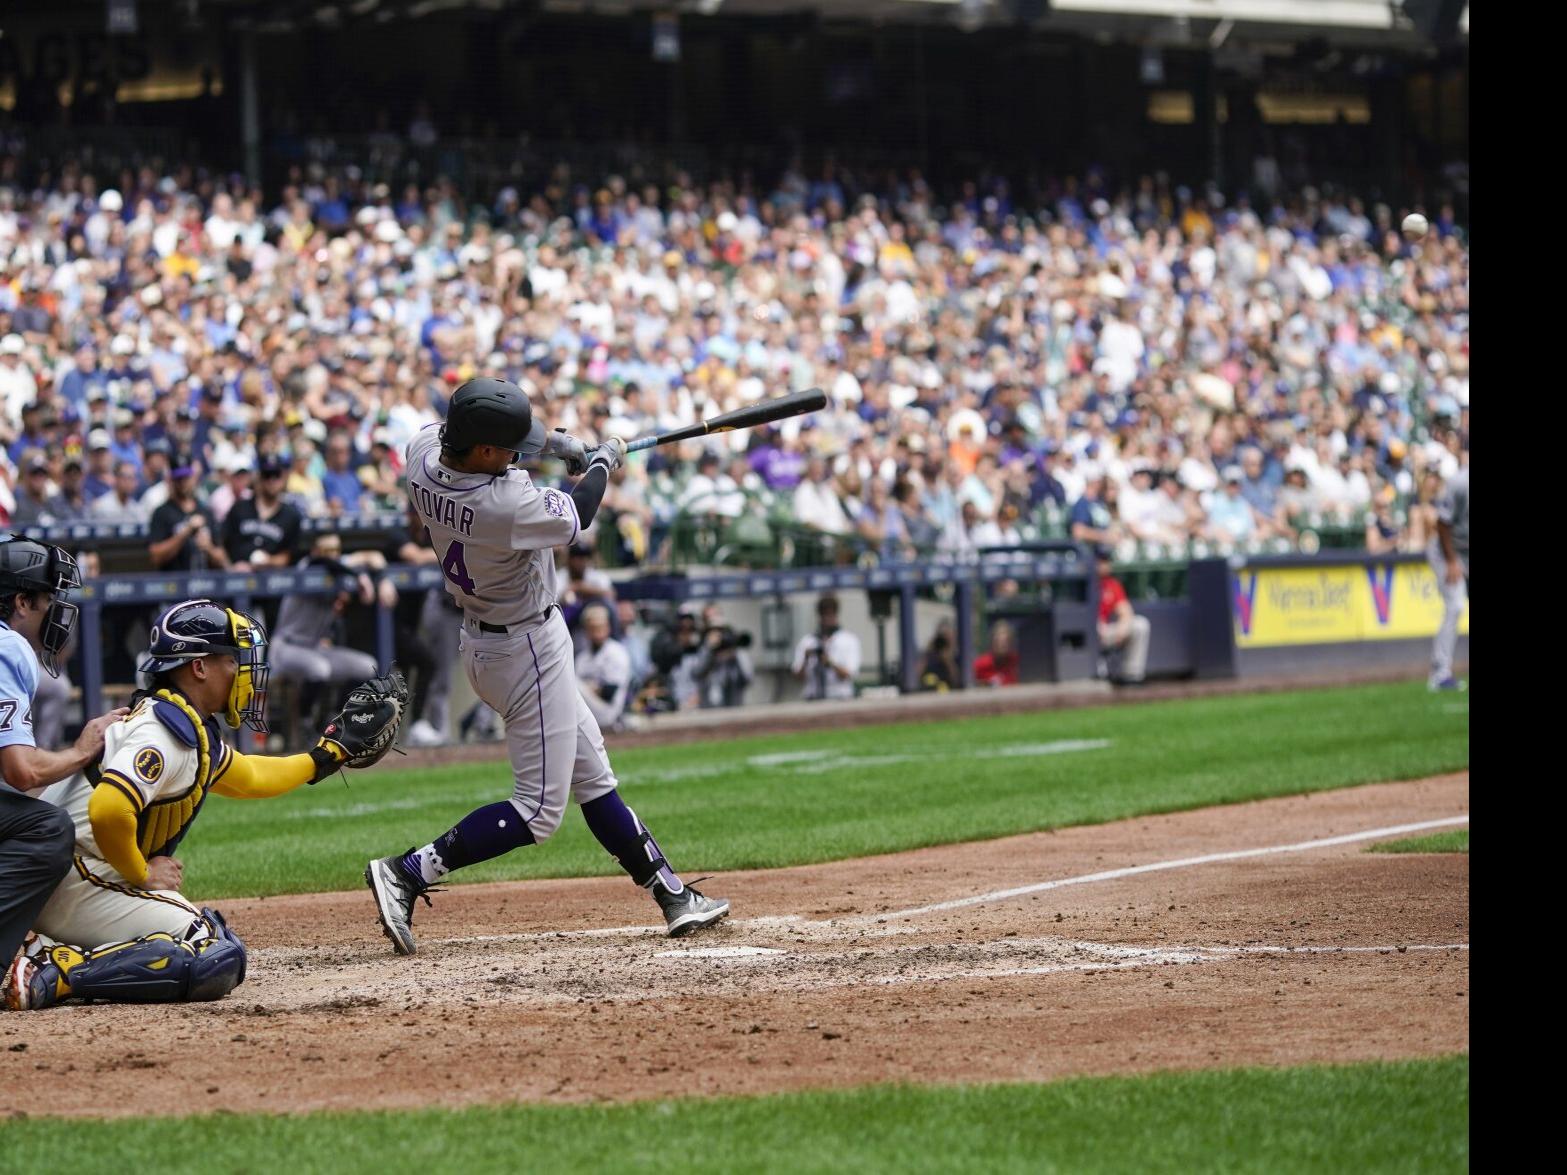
691;614;755;709
575;603;634;731
791;594;861;702
649;607;705;711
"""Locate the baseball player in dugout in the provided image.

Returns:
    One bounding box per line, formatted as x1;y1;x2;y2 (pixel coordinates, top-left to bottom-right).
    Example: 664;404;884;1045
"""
4;598;407;1009
366;377;729;955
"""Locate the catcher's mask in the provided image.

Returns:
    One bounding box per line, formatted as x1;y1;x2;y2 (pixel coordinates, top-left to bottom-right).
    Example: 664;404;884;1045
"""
139;600;272;733
0;536;82;678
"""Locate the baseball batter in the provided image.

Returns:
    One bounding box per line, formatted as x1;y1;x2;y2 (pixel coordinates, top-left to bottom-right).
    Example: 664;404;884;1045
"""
366;378;728;954
4;599;406;1009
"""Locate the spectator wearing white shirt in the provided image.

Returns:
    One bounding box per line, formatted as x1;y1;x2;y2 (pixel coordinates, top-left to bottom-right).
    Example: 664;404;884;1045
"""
973;501;1024;550
792;455;852;535
576;604;634;731
0;335;37;427
938;499;984;563
88;461;150;524
792;595;861;701
677;451;726;519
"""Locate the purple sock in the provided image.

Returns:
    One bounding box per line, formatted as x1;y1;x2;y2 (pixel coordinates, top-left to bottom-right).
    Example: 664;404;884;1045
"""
401;801;535;885
580;792;683;894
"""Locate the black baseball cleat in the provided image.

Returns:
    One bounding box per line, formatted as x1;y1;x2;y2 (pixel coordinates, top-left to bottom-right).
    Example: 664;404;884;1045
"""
655;883;730;937
365;853;433;956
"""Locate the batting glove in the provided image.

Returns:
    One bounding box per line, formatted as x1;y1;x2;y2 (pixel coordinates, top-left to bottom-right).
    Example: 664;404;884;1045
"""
587;436;627;475
546;428;591;476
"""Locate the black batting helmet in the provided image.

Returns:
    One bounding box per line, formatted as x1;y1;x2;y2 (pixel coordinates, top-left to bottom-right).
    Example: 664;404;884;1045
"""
440;378;546;458
0;536;81;678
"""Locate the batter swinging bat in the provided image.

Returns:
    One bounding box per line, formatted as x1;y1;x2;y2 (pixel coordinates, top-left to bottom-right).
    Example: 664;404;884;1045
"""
625;389;828;453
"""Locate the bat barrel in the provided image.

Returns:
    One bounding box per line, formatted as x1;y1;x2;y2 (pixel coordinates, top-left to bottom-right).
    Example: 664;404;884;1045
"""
622;387;827;455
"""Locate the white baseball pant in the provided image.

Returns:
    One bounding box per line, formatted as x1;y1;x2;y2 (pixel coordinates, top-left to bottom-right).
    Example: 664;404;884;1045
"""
33;855;203;948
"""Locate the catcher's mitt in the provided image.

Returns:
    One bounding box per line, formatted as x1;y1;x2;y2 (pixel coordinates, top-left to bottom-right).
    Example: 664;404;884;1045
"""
318;670;410;769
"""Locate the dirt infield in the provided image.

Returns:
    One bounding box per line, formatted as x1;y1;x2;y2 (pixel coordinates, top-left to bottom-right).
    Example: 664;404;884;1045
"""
0;773;1468;1120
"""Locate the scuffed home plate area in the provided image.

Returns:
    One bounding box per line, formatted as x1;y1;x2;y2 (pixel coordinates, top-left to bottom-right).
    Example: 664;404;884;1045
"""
0;775;1468;1119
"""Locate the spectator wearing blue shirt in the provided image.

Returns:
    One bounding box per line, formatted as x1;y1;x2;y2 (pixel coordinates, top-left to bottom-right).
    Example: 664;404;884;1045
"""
82;432;115;501
1069;475;1118;549
1237;448;1278;519
56;346;106;413
321;431;364;516
108;409;143;472
1205;469;1259;544
7;405;50;466
313;178;351;232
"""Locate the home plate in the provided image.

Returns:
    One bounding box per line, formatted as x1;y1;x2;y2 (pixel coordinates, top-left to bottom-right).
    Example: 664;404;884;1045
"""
654;946;786;959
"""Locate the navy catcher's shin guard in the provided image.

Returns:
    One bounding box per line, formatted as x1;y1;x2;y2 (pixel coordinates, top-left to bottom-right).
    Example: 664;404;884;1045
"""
61;910;247;1004
188;907;247;1001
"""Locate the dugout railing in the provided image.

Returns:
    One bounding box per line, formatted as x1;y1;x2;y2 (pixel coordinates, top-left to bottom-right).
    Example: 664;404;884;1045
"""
63;547;1457;721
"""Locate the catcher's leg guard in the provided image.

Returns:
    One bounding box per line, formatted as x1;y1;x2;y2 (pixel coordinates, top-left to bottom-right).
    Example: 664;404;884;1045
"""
56;911;247;1004
188;908;247;1000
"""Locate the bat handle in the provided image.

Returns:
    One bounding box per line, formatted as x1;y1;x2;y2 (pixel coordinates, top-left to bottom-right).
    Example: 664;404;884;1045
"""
626;436;660;454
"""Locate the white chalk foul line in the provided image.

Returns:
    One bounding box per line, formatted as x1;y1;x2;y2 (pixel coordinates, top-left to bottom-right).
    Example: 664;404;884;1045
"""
444;816;1471;944
258;815;1470;961
880;815;1471;919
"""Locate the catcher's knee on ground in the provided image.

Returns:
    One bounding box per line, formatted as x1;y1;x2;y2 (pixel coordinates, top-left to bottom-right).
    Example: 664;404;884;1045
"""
50;908;246;1004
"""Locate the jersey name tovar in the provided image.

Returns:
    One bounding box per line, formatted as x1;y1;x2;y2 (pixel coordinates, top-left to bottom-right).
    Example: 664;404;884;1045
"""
405;425;580;626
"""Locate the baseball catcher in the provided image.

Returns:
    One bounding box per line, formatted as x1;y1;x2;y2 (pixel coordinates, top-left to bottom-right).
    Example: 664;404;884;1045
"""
4;598;407;1009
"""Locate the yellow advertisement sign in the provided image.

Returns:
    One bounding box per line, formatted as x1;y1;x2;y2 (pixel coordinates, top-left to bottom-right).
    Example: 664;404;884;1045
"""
1232;562;1469;648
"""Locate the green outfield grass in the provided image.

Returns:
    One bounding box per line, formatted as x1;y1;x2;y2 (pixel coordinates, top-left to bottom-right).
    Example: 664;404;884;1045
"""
3;1057;1469;1174
177;679;1468;898
1371;828;1470;854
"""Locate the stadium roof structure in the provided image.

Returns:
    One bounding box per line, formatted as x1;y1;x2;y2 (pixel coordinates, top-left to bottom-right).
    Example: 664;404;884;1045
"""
26;0;1462;47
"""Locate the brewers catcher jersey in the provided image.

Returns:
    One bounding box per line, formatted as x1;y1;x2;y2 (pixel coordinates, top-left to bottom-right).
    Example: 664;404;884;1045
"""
50;691;233;870
405;424;580;625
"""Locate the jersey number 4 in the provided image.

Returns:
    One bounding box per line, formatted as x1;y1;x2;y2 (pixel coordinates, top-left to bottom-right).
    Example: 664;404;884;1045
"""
442;540;477;595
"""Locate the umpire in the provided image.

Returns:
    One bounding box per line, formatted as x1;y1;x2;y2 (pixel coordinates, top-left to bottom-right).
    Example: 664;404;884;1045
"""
0;538;125;968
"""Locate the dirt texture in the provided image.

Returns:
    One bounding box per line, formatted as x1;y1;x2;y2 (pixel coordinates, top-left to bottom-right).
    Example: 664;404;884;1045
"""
1;774;1469;1119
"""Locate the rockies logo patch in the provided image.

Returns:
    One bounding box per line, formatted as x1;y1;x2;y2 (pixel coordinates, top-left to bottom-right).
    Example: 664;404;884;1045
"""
134;747;165;784
543;489;565;518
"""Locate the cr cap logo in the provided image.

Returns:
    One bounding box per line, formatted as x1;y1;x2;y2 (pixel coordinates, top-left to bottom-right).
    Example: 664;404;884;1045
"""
543;489;565;518
134;746;165;784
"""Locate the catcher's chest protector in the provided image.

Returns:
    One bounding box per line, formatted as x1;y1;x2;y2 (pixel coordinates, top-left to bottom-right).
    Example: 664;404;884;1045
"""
100;691;228;861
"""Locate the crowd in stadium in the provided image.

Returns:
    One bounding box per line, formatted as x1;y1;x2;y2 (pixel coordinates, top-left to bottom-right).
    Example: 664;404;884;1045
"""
0;152;1468;579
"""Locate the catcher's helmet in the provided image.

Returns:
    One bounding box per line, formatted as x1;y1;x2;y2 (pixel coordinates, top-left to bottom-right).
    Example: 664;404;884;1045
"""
440;377;546;459
0;536;82;678
138;599;271;733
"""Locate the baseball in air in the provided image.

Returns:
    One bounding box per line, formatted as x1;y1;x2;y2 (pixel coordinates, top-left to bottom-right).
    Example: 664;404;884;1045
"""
1402;213;1429;241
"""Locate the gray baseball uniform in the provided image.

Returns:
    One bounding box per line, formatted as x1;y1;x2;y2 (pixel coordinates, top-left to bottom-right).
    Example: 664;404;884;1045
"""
366;409;728;954
405;425;617;837
1427;466;1469;687
271;588;379;686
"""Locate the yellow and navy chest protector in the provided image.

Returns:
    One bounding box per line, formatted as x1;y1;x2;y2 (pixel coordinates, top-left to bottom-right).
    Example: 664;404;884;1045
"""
96;689;233;862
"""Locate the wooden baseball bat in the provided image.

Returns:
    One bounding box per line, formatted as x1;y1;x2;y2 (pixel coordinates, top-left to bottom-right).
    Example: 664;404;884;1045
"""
625;389;827;453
